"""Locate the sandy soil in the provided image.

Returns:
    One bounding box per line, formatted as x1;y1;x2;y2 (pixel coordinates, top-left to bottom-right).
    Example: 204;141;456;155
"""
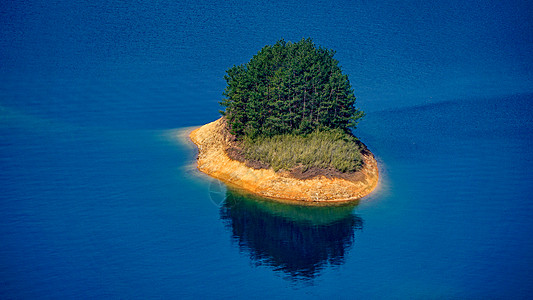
189;118;379;204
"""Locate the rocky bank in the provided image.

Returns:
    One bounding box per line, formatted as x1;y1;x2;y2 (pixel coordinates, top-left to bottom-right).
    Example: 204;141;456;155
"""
189;118;379;204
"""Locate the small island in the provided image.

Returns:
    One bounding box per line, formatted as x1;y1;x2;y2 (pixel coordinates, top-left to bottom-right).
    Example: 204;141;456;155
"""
190;39;378;204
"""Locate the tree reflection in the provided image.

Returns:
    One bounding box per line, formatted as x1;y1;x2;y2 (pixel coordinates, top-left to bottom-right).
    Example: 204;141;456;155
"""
220;188;363;281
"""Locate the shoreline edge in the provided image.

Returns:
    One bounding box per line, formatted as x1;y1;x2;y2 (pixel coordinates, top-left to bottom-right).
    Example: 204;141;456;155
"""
189;118;379;204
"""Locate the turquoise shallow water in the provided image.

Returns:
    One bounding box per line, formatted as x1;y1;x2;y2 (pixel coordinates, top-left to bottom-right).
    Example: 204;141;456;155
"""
1;0;532;298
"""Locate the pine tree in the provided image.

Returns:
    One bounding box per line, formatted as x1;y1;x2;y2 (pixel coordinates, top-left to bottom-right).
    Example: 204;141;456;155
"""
220;38;364;139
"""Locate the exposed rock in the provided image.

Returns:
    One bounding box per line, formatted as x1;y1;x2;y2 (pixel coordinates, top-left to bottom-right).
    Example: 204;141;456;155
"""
189;118;379;204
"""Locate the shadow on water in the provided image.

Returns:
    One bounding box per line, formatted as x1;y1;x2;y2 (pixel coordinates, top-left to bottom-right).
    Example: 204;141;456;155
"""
219;188;363;282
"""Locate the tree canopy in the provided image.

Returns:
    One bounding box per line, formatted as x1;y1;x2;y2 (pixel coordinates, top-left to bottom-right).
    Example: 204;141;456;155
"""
220;38;364;139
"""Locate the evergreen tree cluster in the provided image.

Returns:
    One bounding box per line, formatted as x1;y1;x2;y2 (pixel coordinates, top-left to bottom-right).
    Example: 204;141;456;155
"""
220;38;364;139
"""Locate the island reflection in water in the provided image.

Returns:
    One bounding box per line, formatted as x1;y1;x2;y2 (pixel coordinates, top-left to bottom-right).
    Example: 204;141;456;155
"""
220;188;363;281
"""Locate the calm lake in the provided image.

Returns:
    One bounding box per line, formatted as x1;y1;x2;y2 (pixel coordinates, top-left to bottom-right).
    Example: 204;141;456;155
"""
1;1;532;298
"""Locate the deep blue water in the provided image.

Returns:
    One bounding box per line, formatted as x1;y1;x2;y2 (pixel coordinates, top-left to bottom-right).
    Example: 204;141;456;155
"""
1;0;532;298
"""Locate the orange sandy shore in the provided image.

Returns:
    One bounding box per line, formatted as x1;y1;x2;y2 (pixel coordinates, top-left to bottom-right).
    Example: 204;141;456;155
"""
189;118;379;204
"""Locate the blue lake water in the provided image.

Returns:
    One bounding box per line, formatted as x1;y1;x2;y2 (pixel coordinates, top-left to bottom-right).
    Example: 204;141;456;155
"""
1;0;532;298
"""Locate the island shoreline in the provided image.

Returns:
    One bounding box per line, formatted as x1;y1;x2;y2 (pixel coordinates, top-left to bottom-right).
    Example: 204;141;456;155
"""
189;118;379;204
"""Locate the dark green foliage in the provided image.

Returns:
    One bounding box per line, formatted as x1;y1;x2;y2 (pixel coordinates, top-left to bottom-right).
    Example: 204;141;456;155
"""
220;38;364;139
241;129;363;172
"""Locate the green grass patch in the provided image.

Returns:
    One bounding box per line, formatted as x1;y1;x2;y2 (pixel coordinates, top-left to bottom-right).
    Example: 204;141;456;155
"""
241;129;363;173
